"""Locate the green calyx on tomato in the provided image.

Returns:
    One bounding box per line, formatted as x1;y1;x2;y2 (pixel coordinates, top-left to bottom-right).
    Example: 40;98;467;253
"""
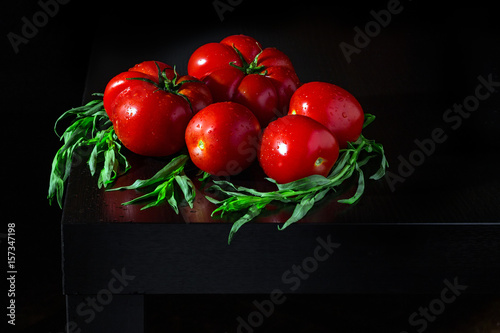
126;62;199;110
229;45;267;75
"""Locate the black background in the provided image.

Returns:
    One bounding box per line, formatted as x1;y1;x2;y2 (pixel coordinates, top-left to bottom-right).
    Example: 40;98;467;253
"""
2;0;500;332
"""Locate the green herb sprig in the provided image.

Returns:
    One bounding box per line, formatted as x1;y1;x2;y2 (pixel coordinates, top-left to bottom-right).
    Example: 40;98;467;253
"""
108;154;195;212
207;115;387;244
48;94;130;208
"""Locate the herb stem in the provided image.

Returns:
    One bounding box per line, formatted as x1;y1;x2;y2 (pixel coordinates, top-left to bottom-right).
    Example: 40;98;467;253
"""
330;137;367;183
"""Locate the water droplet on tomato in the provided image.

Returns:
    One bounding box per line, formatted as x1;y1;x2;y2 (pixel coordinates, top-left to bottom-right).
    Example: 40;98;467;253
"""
342;112;347;118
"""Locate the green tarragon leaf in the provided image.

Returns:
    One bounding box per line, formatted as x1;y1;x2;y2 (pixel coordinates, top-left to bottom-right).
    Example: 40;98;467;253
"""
109;154;195;212
109;155;189;191
227;205;264;244
278;188;330;231
47;95;129;208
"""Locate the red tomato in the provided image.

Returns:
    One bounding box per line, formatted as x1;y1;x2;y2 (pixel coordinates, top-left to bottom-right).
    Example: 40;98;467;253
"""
103;61;212;156
185;102;261;177
259;115;339;184
188;35;300;127
288;82;364;148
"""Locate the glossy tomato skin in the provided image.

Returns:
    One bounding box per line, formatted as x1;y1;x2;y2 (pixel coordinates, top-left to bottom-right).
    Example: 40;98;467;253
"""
129;61;174;79
220;35;262;63
112;85;191;157
103;71;153;121
188;43;241;79
177;75;214;114
103;61;212;156
185;102;261;177
188;35;300;127
202;67;245;102
259;115;340;184
104;62;177;121
289;82;364;148
233;74;279;125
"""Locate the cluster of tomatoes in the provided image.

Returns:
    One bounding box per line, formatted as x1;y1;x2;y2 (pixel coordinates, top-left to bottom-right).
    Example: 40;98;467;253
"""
103;35;364;184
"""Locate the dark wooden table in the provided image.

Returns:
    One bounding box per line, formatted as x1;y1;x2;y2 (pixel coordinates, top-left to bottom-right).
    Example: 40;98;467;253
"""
61;2;500;332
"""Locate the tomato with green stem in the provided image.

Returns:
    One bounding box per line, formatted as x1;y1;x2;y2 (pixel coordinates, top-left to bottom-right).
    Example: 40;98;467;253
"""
103;61;212;157
188;35;300;127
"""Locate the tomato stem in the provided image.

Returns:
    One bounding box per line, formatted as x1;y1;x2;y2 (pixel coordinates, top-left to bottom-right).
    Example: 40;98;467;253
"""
127;62;199;111
229;44;267;75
